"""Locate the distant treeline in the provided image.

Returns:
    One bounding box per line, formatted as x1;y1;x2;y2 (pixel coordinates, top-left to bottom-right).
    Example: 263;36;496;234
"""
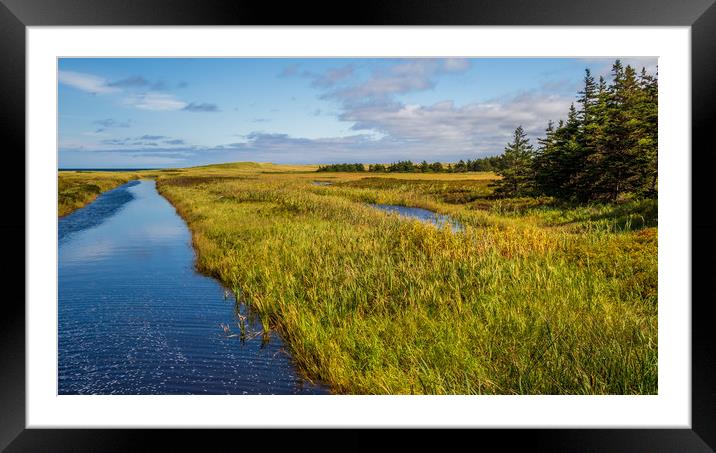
317;163;366;172
317;156;506;174
494;60;658;202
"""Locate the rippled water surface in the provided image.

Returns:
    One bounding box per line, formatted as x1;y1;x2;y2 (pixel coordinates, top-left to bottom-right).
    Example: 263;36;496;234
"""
371;204;463;232
58;180;328;394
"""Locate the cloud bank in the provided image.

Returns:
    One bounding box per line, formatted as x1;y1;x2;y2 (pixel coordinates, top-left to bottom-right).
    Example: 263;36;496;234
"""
59;70;218;113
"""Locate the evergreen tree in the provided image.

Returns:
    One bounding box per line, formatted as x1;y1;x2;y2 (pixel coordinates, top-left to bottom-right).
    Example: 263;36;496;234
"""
532;60;658;202
570;70;602;201
591;61;644;200
582;75;612;200
636;66;658;196
578;69;598;125
533;120;560;196
493;126;535;197
533;105;582;200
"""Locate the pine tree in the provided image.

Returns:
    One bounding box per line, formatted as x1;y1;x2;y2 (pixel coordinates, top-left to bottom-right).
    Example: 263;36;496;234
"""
493;126;535;197
533;104;582;200
530;59;658;202
579;75;611;200
534;120;560;196
572;69;601;201
560;104;585;198
636;66;658;196
591;61;643;200
578;69;598;125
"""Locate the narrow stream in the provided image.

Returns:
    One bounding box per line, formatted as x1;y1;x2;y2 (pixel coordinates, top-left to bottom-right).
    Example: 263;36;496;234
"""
58;179;328;394
371;203;463;232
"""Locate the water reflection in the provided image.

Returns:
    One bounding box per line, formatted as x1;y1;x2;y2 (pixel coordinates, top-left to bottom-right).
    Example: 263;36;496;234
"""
59;180;139;243
371;203;463;232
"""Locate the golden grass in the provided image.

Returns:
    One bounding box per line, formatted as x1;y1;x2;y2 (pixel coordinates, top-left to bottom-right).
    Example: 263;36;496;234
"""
152;164;657;395
58;163;657;394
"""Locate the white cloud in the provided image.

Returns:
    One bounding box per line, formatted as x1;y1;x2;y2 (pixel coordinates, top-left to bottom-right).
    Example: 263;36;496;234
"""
442;58;471;72
304;64;354;88
339;92;572;153
81;130;108;137
125;92;188;111
275;58;576;161
325;58;471;101
59;71;119;94
59;70;212;112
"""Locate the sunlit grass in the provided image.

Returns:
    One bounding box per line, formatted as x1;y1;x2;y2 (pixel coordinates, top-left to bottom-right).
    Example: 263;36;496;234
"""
152;165;657;395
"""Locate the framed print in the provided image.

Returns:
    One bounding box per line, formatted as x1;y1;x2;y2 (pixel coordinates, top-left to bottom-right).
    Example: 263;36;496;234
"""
2;0;715;450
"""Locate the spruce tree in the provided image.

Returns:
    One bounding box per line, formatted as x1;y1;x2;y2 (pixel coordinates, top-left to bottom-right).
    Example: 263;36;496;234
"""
533;105;582;200
636;66;658;196
534;120;560;196
573;69;600;201
570;75;606;200
593;61;643;200
493;126;535;197
530;59;658;202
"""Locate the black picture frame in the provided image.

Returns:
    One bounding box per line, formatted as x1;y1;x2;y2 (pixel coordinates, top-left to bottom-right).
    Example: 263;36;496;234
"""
2;0;714;450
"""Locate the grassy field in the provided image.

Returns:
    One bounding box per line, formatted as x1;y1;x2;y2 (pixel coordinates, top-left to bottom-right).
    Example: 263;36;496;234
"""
144;162;657;395
58;163;657;394
58;170;145;216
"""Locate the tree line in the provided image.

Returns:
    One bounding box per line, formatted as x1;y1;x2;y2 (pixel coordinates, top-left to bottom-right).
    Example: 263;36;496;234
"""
494;60;658;201
317;156;506;174
317;163;366;172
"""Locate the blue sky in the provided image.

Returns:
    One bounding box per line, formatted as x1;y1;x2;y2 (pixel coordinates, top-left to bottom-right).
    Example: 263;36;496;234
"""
58;57;657;168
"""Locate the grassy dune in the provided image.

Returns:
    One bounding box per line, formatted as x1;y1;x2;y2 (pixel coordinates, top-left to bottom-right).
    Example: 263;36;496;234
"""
153;163;657;395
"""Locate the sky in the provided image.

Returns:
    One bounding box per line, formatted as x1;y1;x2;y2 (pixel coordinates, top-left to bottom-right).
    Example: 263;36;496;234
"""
58;57;657;169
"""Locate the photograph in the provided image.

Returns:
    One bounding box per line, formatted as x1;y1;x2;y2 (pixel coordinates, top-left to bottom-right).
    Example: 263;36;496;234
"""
57;56;659;396
0;0;709;443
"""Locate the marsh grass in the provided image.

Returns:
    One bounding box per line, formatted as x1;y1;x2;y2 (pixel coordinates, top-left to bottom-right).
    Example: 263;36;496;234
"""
153;166;657;394
58;170;150;216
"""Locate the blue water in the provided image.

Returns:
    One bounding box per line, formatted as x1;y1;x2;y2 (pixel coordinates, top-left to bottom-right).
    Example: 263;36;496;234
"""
371;204;463;232
58;180;328;395
59;180;140;244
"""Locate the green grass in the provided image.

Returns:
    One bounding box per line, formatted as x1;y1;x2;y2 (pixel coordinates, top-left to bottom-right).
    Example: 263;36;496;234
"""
152;166;657;395
337;176;495;204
